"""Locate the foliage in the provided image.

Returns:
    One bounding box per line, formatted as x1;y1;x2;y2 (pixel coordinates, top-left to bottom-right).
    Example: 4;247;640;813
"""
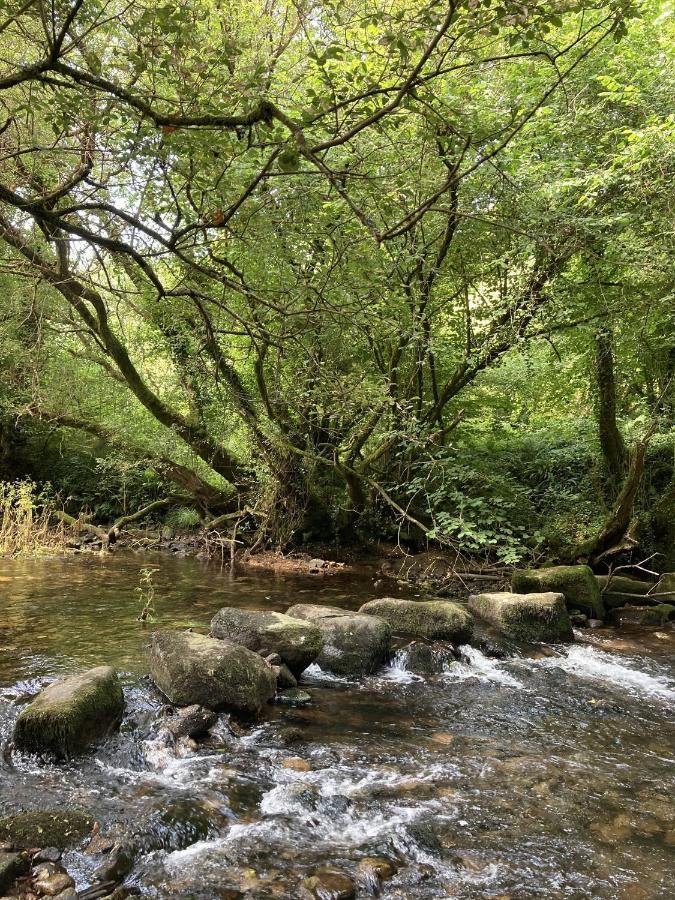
0;0;671;561
0;479;67;557
165;506;202;530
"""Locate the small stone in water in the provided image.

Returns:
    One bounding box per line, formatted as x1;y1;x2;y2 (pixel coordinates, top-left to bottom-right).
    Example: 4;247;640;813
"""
32;871;75;896
429;732;455;745
273;664;298;689
302;869;355;899
278;726;305;745
276;688;311;707
357;856;397;881
282;757;311;772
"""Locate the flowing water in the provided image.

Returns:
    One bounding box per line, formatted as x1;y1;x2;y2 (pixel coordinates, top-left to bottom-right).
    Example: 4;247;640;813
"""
1;553;674;899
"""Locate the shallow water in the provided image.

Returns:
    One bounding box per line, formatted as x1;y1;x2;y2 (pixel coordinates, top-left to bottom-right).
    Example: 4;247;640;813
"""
1;553;674;899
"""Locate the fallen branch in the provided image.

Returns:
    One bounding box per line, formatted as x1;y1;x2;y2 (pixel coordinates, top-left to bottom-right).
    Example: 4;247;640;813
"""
108;498;172;542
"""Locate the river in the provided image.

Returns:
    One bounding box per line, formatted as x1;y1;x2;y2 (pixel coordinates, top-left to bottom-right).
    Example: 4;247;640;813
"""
1;553;674;898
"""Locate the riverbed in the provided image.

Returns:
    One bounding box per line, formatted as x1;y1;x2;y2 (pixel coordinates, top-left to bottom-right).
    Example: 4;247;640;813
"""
1;553;674;898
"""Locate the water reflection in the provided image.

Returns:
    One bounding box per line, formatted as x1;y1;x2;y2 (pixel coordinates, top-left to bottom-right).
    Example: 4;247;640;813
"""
0;553;673;898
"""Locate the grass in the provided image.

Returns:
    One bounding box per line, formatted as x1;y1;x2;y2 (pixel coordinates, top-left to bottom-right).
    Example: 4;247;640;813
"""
0;479;69;557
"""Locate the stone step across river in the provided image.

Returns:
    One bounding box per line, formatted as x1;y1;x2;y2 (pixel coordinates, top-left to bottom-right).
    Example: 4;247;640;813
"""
512;564;605;620
358;598;474;643
148;629;277;714
209;608;324;677
13;666;125;759
468;591;574;643
285;604;392;676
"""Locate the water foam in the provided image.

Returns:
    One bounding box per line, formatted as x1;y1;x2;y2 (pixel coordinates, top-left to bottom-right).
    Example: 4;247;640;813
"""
443;645;524;688
535;644;675;701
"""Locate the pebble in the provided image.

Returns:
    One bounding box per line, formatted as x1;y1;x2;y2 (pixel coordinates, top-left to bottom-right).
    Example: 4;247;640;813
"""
282;757;311;772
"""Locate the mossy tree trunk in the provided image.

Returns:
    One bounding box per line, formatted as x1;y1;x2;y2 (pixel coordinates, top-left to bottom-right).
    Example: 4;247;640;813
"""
594;328;627;495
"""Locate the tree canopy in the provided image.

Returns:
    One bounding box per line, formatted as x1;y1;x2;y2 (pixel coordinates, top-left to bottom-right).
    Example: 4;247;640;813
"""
0;0;672;563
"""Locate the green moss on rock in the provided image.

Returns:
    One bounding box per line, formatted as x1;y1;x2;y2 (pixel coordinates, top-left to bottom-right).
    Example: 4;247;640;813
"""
13;666;124;759
149;630;276;714
512;566;604;619
285;604;391;676
357;598;473;643
468;591;574;642
610;604;675;626
210;608;323;676
0;810;94;850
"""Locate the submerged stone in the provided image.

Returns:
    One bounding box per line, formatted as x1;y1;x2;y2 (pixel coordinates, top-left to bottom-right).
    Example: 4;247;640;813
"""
610;604;675;627
162;704;218;741
210;608;323;676
0;810;94;850
149;630;276;714
275;688;312;706
13;666;124;758
468;591;573;642
512;565;604;619
302;869;356;899
285;604;391;675
358;598;473;643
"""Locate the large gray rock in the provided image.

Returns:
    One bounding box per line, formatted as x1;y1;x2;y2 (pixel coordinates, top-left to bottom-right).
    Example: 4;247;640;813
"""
358;598;473;643
149;630;276;714
512;565;604;619
210;608;323;676
468;592;573;642
13;666;124;759
285;604;391;676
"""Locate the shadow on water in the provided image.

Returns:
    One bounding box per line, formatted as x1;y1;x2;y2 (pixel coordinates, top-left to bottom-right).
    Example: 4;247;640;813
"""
1;553;674;898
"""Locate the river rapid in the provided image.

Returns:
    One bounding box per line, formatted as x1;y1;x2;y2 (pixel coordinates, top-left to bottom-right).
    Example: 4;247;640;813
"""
0;553;674;899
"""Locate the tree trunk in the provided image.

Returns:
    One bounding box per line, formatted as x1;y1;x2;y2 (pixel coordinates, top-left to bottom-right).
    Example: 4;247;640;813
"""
594;328;626;491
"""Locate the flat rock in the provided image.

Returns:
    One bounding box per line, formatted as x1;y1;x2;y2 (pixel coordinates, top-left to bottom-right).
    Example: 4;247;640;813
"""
512;565;604;619
285;604;391;675
210;608;323;676
149;630;276;714
358;598;473;643
468;591;573;642
13;666;124;759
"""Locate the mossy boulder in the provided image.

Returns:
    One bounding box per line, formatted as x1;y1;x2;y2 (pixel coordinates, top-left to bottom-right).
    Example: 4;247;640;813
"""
0;810;95;849
285;604;391;676
358;598;473;643
468;592;574;642
210;608;323;676
149;630;276;714
512;566;604;619
610;604;675;627
595;575;658;609
13;666;124;759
